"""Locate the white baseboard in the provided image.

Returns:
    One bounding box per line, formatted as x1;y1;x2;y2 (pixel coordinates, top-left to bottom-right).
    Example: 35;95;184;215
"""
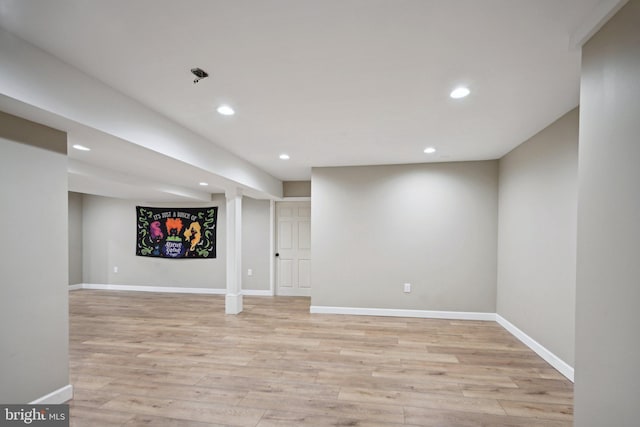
496;314;574;382
29;384;73;404
70;284;271;296
71;283;225;294
242;289;273;296
310;305;496;321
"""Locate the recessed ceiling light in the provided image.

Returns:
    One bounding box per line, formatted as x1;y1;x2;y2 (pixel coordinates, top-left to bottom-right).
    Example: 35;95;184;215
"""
279;154;290;160
199;182;209;186
72;144;91;151
450;87;470;99
217;105;235;116
424;147;437;154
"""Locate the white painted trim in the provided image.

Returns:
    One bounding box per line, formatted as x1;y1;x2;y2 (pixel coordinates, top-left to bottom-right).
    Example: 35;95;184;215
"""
269;200;275;296
242;289;273;296
76;284;225;294
310;306;495;321
570;0;629;48
496;314;574;382
225;190;243;314
30;384;73;404
70;284;272;296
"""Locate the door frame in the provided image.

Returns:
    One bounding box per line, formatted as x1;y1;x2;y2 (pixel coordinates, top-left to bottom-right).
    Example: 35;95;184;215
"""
272;197;311;296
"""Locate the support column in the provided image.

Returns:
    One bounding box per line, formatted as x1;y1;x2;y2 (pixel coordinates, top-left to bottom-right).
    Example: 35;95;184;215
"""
225;189;243;314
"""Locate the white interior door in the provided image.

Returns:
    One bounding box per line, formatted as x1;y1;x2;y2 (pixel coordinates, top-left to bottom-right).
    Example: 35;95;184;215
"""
276;202;311;296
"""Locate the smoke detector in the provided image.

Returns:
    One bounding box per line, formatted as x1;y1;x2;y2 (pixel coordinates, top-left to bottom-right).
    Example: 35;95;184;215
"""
191;67;209;84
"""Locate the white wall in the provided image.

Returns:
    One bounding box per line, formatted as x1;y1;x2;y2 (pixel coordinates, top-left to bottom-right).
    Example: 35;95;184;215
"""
68;191;83;285
0;113;69;402
575;1;640;424
81;193;271;291
497;108;578;368
312;161;498;312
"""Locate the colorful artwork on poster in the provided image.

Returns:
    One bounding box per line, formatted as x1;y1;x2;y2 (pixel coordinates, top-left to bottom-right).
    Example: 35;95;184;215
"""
136;206;217;259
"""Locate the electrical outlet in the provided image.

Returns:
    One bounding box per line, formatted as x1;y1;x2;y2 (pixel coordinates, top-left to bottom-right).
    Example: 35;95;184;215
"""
247;269;253;276
113;266;118;273
403;283;411;293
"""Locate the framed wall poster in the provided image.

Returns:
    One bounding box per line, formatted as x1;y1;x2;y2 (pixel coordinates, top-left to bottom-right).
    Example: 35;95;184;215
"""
136;206;218;259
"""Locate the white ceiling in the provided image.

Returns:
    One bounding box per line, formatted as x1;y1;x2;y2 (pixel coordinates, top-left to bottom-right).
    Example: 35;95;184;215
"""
0;0;608;201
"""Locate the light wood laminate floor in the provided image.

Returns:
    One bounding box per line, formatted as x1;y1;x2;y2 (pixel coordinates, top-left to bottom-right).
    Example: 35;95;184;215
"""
69;290;573;426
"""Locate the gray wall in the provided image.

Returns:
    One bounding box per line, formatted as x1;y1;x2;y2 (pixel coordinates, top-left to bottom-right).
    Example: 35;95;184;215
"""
312;161;498;312
0;113;69;402
283;181;311;197
81;193;271;291
82;194;227;288
68;191;83;285
575;1;640;424
497;108;578;367
242;198;271;290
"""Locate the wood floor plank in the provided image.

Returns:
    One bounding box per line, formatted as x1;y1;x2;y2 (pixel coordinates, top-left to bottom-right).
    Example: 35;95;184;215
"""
69;388;121;409
462;384;573;405
498;399;573;420
339;387;507;416
403;406;572;427
101;395;266;426
122;414;227;427
68;290;574;425
257;409;419;427
99;378;247;406
372;367;519;388
70;405;135;426
239;392;405;424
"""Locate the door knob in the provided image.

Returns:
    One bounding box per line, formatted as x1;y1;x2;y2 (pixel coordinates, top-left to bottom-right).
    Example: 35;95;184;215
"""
275;253;280;257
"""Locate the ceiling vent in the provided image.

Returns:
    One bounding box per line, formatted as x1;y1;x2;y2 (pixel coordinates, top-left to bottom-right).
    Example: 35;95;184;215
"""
191;67;209;84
